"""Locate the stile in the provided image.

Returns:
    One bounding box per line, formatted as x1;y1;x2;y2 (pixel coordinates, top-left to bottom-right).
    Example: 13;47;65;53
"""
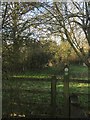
63;64;69;118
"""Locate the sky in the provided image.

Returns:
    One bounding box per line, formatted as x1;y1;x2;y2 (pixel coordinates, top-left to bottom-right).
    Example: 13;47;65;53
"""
1;0;90;2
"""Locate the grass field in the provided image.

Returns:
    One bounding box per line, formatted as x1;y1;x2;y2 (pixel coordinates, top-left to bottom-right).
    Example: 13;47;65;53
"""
12;64;88;78
2;64;89;117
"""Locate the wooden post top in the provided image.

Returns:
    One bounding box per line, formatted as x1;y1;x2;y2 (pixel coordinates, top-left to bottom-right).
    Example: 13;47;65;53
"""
64;64;69;76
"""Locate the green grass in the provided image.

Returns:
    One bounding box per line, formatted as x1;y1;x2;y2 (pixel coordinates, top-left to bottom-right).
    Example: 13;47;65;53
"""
3;79;89;116
2;65;89;117
12;65;88;79
70;64;88;73
12;66;64;78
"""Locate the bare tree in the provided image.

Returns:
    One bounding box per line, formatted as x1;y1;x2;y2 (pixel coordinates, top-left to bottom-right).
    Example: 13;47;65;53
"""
33;2;90;74
2;2;41;71
35;1;90;115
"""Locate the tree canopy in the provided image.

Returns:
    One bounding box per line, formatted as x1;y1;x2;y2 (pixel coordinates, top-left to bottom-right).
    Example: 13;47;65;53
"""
2;1;90;74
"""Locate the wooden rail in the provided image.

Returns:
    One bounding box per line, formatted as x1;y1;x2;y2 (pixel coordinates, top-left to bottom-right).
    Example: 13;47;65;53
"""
9;77;52;82
69;79;90;83
3;88;90;95
3;75;90;118
3;88;50;94
9;76;90;83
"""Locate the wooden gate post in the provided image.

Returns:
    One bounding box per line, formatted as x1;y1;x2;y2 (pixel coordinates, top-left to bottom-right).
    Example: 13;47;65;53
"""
63;64;69;118
51;75;57;117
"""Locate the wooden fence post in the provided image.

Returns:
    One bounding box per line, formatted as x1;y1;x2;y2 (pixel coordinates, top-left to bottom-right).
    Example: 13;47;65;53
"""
51;75;57;117
88;67;90;117
63;64;69;118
